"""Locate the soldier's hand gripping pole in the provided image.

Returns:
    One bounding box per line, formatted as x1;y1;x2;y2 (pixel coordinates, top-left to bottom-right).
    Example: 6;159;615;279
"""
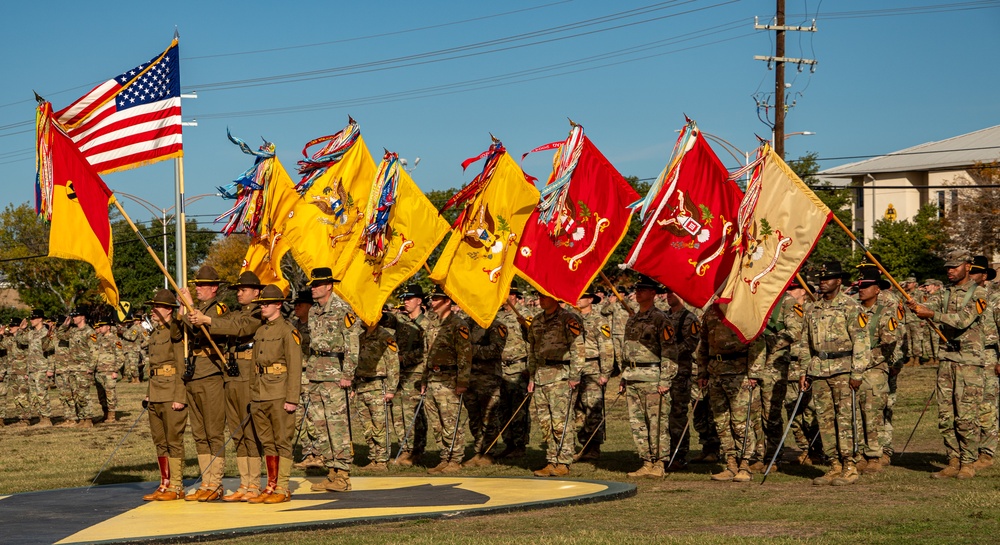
576;390;624;459
738;382;756;462
88;406;148;490
901;388;937;456
394;392;425;464
483;391;532;457
666;397;700;473
761;389;804;484
447;393;465;463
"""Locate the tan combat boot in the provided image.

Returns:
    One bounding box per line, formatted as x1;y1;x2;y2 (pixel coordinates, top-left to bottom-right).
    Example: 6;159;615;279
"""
627;461;655;478
532;463;556;477
477;453;494;467
462;454;483;468
732;460;752;483
879;453;892;467
971;453;994;470
691;450;719;463
428;461;451;475
394;452;414;467
796;451;812;466
35;417;52;428
78;418;93;428
550;463;570;477
359;461;388;472
711;456;739;481
812;460;843;485
862;457;883;474
310;468;351;492
931;457;961;479
831;460;859;486
440;461;462;474
957;463;976;480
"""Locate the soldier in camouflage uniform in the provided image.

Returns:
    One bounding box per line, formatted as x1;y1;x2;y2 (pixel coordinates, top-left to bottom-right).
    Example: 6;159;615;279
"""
969;256;999;471
621;276;677;478
119;317;147;383
1;319;31;426
781;279;821;464
92;315;123;423
386;284;429;467
918;279;944;364
793;261;871;486
496;288;531;460
910;250;990;479
22;310;53;427
697;304;764;482
528;293;584;477
462;319;505;467
189;271;265;502
573;289;613;462
305;267;360;492
855;269;900;474
290;290;321;470
661;288;700;469
178;266;230;502
419;286;473;474
354;322;400;471
901;277;922;365
601;286;635;378
0;328;8;427
45;309;99;427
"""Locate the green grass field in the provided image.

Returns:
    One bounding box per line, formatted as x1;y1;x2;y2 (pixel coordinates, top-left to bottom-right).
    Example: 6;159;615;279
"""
2;365;998;544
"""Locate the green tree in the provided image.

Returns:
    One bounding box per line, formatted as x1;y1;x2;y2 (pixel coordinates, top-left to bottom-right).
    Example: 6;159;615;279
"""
868;205;948;283
790;152;857;272
942;161;1000;259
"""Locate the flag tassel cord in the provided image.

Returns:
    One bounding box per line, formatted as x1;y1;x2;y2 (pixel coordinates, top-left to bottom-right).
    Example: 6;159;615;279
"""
828;213;948;343
112;199;228;360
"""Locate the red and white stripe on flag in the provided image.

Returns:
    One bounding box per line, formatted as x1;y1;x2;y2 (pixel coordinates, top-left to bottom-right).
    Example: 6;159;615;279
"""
54;38;182;174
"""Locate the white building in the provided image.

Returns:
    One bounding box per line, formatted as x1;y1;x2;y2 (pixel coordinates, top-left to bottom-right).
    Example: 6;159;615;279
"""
820;125;1000;243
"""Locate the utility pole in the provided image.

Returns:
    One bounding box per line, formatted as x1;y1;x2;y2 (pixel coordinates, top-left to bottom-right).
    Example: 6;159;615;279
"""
754;0;817;159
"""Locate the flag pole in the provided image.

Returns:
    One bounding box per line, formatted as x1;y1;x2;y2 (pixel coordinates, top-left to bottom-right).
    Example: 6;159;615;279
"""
600;271;634;316
795;272;817;302
828;213;947;342
174;157;188;285
113;198;227;361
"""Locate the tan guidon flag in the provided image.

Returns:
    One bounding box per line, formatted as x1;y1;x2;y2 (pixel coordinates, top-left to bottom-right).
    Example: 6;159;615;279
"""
716;144;832;342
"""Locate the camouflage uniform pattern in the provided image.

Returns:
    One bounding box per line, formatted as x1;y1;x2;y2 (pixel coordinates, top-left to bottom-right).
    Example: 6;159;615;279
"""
601;298;636;374
93;330;123;417
528;307;585;465
575;309;613;450
389;312;429;457
664;306;700;462
0;333;30;420
304;293;360;471
354;325;400;464
980;289;1000;457
858;301;900;459
465;320;505;455
48;325;99;421
120;323;147;382
792;291;871;462
21;326;52;419
622;306;678;462
496;306;531;452
696;309;765;462
420;312;473;463
0;344;8;419
756;293;800;461
925;280;990;464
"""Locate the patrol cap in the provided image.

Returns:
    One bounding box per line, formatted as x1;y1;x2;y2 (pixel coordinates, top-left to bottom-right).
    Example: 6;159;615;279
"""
307;267;338;286
922;279;944;287
971;255;997;281
399;283;427;300
857;268;890;290
146;289;179;308
817;261;851;281
230;271;264;290
29;309;45;320
191;265;223;285
254;284;288;304
903;276;918;284
943;249;972;268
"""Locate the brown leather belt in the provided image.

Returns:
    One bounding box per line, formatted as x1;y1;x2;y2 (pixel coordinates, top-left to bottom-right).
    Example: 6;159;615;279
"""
234;350;253;360
257;363;287;375
151;365;176;377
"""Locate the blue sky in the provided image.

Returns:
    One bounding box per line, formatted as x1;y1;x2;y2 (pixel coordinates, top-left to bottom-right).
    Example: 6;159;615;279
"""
2;0;998;227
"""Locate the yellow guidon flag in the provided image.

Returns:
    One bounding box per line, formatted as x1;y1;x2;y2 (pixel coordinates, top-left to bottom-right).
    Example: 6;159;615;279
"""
430;139;540;328
334;151;450;326
715;144;832;342
35;101;119;306
285;118;378;277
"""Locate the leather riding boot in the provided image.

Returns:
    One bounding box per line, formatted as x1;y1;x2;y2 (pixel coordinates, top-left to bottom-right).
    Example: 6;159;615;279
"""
144;457;170;501
262;458;294;503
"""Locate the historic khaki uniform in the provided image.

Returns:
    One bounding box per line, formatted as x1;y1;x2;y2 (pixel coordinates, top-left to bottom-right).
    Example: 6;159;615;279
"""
182;297;229;497
420;312;473;468
575;308;613;455
528;307;585;470
354;325;400;465
146;321;187;499
496;306;531;456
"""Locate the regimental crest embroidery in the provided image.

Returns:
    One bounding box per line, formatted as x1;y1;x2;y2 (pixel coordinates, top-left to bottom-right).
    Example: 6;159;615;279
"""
738;217;793;294
656;190;733;277
307;177;361;251
461;203;517;283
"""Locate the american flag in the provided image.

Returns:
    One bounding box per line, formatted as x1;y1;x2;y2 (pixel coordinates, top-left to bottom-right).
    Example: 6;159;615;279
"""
54;38;182;175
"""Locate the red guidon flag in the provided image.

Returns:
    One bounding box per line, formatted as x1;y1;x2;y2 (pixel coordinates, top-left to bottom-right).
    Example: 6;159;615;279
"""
716;144;832;342
35;101;119;306
514;124;639;303
623;120;743;307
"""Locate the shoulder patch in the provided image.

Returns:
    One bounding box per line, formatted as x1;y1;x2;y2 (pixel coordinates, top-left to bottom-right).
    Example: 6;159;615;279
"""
600;324;611;338
115;341;123;349
888;318;898;332
292;329;302;345
793;303;804;318
691;322;701;335
386;338;398;352
345;313;357;328
566;318;582;337
498;324;508;338
458;325;470;340
89;334;97;342
858;313;869;328
977;298;988;314
663;325;674;341
216;303;228;315
524;316;533;328
896;303;905;321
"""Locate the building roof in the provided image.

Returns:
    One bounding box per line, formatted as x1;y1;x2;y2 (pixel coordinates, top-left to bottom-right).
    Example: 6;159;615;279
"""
820;124;1000;177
